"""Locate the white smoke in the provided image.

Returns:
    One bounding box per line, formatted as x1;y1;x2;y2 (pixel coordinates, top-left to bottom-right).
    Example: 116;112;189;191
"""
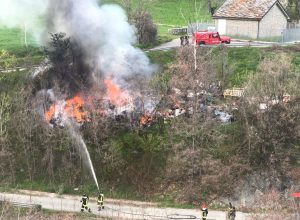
0;0;48;43
1;0;156;86
45;0;156;86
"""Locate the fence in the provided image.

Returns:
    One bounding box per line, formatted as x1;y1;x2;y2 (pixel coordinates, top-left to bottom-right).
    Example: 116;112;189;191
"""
223;24;300;43
187;22;215;34
168;27;188;35
282;27;300;43
169;21;300;43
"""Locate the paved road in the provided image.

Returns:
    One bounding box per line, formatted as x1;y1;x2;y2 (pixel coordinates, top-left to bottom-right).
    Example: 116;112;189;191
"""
0;191;249;220
148;38;288;51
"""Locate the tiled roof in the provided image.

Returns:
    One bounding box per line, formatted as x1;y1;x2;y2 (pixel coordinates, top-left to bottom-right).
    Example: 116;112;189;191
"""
213;0;280;20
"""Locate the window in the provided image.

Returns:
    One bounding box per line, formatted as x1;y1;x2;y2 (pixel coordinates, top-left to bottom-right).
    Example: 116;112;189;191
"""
212;33;219;38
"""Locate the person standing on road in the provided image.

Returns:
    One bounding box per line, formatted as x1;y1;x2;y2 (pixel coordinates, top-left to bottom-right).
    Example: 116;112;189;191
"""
180;36;184;46
201;203;208;220
80;193;91;212
97;190;104;211
184;35;189;45
227;202;236;220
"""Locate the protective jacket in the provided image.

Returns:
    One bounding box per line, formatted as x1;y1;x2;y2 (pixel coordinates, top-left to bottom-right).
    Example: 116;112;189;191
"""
97;193;104;204
202;208;208;219
81;195;89;205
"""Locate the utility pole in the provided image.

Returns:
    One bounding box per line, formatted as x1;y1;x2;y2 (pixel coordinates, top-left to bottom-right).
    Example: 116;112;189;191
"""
24;23;28;48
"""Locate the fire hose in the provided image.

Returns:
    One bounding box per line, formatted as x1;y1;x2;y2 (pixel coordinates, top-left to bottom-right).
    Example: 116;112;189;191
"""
105;206;199;219
104;206;216;220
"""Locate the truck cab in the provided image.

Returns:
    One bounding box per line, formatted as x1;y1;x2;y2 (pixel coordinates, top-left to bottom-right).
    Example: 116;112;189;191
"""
192;31;231;45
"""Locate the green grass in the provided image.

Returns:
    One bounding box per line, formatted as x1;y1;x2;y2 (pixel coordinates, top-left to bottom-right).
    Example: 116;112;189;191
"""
224;46;300;87
102;0;212;39
145;0;211;26
290;50;300;70
147;50;176;67
0;27;44;68
227;47;264;87
0;27;42;57
0;70;28;93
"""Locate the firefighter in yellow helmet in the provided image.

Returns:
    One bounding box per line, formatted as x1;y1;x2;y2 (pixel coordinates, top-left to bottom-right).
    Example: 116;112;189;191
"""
97;190;104;211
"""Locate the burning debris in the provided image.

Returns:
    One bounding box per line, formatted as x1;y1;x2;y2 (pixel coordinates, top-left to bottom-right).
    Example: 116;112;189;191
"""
140;112;154;127
104;79;129;106
43;79;159;128
45;93;89;127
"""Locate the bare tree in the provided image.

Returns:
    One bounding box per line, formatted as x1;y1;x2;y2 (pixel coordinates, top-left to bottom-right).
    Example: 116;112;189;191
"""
162;46;229;203
239;53;300;167
0;94;15;183
121;0;157;45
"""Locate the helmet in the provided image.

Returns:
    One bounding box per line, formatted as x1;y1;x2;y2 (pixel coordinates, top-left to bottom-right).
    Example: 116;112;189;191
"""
201;203;207;209
100;190;103;194
83;193;87;197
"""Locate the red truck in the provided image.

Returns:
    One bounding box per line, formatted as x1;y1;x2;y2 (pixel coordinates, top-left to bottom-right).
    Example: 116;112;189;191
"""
192;31;231;45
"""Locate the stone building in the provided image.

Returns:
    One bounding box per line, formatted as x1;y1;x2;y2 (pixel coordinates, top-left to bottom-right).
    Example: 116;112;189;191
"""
213;0;290;39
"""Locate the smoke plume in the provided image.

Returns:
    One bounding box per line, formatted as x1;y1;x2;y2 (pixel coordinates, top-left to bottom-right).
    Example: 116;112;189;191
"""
45;0;155;88
0;0;47;43
1;0;156;90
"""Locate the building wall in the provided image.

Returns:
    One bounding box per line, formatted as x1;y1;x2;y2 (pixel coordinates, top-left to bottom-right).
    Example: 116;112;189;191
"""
215;19;258;38
259;4;287;38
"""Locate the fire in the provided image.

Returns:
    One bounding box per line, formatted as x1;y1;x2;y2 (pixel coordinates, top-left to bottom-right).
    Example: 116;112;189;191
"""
44;79;132;125
44;93;88;123
104;79;129;106
45;105;56;122
64;94;87;122
140;112;154;127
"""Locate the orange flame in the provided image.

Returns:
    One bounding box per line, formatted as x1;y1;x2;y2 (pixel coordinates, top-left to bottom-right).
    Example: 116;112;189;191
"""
45;105;56;122
140;113;153;126
104;79;129;106
44;79;131;124
44;93;88;123
64;94;87;122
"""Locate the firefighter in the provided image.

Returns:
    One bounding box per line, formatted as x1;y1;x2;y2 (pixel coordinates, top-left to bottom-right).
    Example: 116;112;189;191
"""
201;203;208;220
184;35;189;45
227;202;236;220
180;36;184;46
97;190;104;211
80;193;91;212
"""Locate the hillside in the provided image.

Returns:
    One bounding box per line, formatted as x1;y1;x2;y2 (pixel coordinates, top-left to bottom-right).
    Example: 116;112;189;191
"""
1;45;300;205
0;1;300;218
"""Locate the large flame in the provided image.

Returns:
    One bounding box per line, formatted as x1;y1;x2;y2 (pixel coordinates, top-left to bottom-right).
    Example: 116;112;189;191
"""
104;79;129;106
64;94;87;122
44;79;132;124
44;93;88;123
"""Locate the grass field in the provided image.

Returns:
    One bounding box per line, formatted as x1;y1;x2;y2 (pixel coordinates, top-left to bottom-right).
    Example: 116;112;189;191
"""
102;0;212;42
0;27;41;57
0;27;43;69
0;0;211;60
102;0;211;25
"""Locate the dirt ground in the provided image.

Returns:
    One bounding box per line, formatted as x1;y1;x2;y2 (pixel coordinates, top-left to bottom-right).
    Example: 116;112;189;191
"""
0;190;249;220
